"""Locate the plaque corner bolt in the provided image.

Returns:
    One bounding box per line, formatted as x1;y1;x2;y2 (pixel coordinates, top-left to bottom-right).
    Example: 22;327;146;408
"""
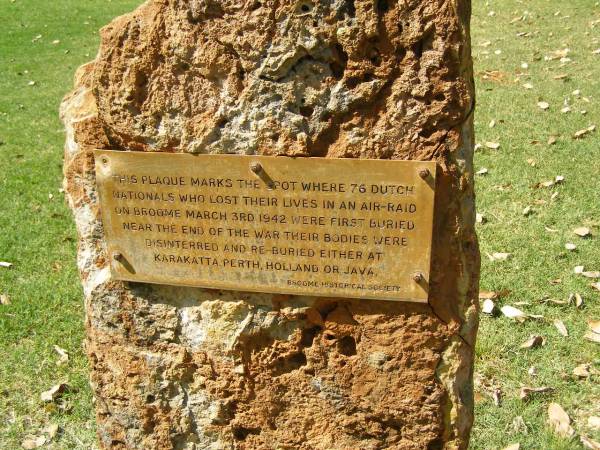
100;156;110;166
412;272;424;283
250;162;263;174
419;168;430;179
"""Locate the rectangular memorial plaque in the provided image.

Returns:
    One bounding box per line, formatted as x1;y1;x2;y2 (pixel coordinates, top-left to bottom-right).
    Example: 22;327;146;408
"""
94;150;436;302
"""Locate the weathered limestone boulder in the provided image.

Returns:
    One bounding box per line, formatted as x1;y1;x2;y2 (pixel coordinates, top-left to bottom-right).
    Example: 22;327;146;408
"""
61;1;479;449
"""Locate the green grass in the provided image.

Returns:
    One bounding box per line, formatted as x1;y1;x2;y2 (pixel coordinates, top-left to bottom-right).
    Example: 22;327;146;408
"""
0;0;598;449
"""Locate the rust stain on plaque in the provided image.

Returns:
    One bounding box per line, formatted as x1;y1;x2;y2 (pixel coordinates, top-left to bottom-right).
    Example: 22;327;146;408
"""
94;150;436;302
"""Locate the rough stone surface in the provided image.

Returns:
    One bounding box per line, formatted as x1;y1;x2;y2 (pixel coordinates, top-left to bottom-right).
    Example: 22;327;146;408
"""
61;1;479;449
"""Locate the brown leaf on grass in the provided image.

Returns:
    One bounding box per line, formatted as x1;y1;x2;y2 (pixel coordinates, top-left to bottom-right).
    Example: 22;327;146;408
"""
485;141;501;150
584;331;600;344
581;436;600;450
553;320;568;337
565;243;577;251
479;289;511;300
482;299;496;315
480;70;508;83
582;271;600;279
53;345;69;365
573;125;596;139
43;423;59;440
546;48;571;60
548;403;575;438
573;364;592;378
574;293;584;309
21;435;46;449
520;335;544;349
574;226;592;237
476;167;489;175
588;416;600;430
488;252;511;261
0;294;10;305
588;320;600;334
476;213;486;224
520;386;553;400
501;305;527;321
574;266;585;274
40;383;69;403
591;282;600;292
522;206;533;216
536;180;556;188
537;101;550;110
502;445;520;450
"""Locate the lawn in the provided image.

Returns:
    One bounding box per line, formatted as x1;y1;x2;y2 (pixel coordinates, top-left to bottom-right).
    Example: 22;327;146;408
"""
0;0;598;449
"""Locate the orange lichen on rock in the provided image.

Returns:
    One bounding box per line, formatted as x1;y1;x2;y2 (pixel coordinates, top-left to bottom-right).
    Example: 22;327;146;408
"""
61;0;479;449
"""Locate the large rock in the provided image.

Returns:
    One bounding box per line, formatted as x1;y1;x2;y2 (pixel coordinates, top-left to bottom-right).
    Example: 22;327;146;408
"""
61;1;479;449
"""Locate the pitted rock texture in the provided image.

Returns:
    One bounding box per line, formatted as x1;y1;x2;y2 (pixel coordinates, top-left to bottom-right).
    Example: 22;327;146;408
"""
61;1;479;449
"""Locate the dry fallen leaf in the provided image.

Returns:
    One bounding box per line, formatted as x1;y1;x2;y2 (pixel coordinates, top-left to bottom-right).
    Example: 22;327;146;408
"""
53;345;69;365
520;386;553;400
21;435;46;449
520;335;544;349
575;293;584;308
565;243;577;251
476;167;489;175
553;319;568;337
581;436;600;450
584;331;600;344
40;383;69;403
574;227;592;237
482;299;495;314
588;320;600;334
522;206;532;216
476;213;486;224
0;294;10;305
582;271;600;279
43;423;59;440
523;82;534;89
537;101;550;110
485;141;501;150
573;125;596;139
591;282;600;292
548;403;575;438
588;416;600;430
501;305;527;322
574;266;585;274
573;363;592;378
0;261;13;268
502;444;520;450
488;252;511;261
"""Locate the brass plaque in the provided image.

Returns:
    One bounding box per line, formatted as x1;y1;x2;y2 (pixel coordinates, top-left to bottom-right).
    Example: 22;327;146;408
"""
95;150;436;302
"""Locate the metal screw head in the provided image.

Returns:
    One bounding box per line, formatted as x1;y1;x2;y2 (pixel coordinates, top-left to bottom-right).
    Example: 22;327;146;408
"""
419;168;430;179
412;272;424;283
113;252;124;262
250;162;262;174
